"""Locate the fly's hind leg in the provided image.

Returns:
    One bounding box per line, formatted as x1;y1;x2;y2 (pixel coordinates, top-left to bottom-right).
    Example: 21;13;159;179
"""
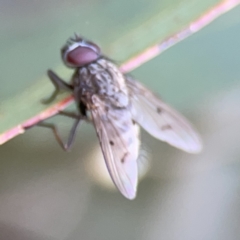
42;70;73;104
37;118;81;151
25;110;84;151
39;110;84;151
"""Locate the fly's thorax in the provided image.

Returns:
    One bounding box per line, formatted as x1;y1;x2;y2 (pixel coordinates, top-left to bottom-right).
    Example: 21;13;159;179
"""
74;58;130;108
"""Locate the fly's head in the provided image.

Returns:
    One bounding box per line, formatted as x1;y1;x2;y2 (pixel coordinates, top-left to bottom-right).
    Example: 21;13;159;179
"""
61;34;101;68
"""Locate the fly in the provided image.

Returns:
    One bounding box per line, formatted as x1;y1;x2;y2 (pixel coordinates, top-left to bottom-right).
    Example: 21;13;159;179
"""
35;34;202;200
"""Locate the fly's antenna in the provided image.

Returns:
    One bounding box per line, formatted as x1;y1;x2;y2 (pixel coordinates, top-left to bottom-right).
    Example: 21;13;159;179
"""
72;32;82;41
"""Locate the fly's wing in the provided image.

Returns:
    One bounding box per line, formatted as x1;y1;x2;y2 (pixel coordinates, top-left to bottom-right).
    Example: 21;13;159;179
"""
90;96;140;199
126;76;202;153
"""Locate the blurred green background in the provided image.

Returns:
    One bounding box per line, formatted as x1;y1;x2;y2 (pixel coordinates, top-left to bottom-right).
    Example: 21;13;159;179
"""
0;1;240;240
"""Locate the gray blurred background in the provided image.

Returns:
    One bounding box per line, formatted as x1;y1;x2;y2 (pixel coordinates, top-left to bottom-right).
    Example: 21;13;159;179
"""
0;1;240;240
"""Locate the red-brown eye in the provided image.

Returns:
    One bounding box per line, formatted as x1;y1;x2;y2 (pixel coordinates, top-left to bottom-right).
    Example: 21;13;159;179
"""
66;46;99;66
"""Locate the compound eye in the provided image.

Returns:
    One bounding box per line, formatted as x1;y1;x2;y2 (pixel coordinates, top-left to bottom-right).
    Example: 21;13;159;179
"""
66;46;99;66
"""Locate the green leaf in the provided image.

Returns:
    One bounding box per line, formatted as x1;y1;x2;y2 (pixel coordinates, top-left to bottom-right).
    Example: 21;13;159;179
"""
0;0;239;144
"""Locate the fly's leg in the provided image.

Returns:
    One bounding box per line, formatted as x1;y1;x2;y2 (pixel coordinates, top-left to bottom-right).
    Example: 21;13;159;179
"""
64;118;82;150
58;110;91;123
42;70;73;104
25;99;89;150
25;110;85;151
58;111;80;119
36;118;82;151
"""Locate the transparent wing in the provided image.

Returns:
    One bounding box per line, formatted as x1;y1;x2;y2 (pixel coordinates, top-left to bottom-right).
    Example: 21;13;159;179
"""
126;76;202;153
90;96;140;199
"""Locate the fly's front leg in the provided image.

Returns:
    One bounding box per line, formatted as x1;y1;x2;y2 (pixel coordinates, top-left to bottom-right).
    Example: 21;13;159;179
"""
42;70;73;104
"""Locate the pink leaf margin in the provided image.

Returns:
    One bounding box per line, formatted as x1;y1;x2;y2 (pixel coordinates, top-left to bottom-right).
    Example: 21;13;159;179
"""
0;96;74;145
120;0;240;73
0;0;239;145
